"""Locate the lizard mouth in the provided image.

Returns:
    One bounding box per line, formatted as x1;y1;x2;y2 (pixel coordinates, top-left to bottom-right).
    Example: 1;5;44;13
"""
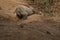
16;14;24;19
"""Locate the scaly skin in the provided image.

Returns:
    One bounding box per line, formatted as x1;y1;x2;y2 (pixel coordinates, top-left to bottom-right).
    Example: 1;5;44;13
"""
15;5;35;19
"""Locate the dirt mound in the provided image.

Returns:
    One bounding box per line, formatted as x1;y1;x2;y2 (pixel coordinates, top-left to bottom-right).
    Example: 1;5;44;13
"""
0;0;28;22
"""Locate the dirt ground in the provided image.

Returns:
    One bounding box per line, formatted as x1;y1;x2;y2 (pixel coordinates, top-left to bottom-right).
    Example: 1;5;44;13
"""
0;16;60;40
0;0;60;40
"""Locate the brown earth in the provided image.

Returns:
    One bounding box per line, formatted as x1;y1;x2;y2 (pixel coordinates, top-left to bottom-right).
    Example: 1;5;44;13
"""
0;0;60;40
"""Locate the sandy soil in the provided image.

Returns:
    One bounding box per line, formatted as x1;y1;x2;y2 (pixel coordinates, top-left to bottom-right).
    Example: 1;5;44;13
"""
0;0;60;40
